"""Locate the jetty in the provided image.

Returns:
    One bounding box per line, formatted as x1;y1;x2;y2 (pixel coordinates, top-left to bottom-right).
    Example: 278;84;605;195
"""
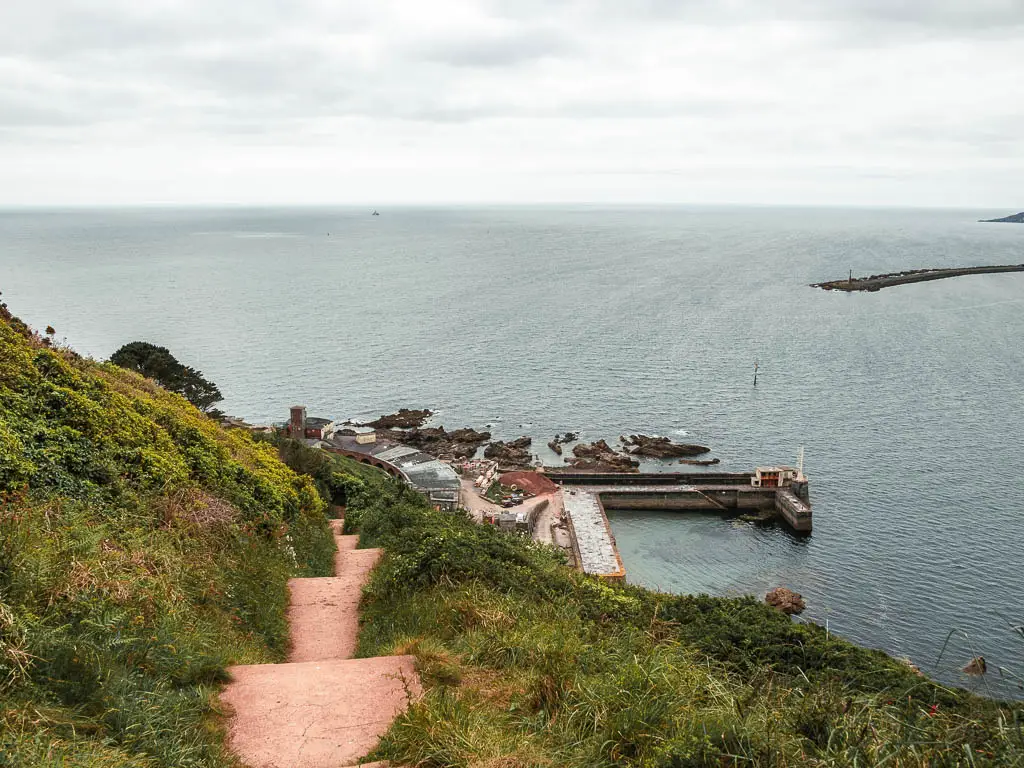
813;264;1024;292
548;467;811;581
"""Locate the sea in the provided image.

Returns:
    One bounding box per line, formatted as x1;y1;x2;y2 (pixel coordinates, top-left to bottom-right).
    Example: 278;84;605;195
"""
2;205;1022;699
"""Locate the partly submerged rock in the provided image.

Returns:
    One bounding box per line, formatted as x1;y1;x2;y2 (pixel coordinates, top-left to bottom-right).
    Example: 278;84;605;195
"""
547;432;579;456
765;587;806;615
568;440;639;472
963;656;987;675
484;437;533;468
377;426;490;459
679;458;721;466
362;408;433;429
621;434;711;458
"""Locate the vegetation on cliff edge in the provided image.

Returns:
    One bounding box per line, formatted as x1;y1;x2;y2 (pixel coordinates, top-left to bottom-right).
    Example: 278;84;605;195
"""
349;481;1024;767
0;305;339;767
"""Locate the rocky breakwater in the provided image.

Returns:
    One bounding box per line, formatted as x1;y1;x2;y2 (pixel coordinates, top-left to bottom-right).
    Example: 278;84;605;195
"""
377;426;491;459
813;264;1024;292
568;440;639;472
621;434;711;458
484;437;533;468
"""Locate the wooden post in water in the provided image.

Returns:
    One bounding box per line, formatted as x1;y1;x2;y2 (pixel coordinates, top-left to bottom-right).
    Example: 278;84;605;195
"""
753;361;759;387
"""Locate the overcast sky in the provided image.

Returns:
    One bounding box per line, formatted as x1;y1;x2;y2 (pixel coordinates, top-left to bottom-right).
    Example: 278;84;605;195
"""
1;0;1022;206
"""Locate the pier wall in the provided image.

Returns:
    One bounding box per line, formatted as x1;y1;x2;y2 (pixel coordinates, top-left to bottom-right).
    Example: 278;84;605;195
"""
597;489;776;511
547;471;754;486
775;488;812;532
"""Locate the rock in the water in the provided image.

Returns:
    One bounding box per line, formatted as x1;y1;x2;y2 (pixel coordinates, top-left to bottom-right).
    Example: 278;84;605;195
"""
622;434;711;458
547;432;579;456
963;656;987;675
679;458;720;466
567;440;639;472
362;408;433;429
484;437;533;468
765;587;806;615
377;426;490;458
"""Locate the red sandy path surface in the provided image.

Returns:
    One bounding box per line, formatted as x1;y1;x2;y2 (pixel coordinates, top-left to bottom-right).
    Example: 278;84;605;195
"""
221;520;419;768
498;470;558;496
289;545;381;662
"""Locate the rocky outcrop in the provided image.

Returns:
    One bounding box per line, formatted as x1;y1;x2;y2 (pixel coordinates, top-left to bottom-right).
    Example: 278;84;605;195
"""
361;408;433;429
484;437;533;468
679;458;720;466
963;656;987;675
567;440;639;472
547;432;579;456
621;434;711;458
377;426;490;459
765;587;806;615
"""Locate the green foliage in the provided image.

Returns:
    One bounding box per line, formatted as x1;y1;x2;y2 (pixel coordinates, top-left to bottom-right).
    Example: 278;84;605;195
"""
0;310;334;767
110;341;222;412
253;432;373;508
350;482;1024;767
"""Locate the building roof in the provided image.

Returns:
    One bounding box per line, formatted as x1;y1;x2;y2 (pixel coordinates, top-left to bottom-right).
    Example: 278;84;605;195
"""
327;434;460;493
305;417;334;429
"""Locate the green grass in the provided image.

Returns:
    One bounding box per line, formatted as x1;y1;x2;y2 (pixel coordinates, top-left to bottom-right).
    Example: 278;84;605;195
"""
0;306;340;767
350;481;1024;767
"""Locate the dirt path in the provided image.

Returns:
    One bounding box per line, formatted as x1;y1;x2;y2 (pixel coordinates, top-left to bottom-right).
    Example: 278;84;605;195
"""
460;478;500;522
221;519;419;768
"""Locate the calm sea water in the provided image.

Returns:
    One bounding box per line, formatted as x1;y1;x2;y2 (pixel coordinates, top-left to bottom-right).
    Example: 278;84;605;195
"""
2;205;1022;698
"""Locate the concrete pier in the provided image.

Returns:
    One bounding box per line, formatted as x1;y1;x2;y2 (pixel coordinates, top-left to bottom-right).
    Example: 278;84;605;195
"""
561;489;625;581
549;470;813;580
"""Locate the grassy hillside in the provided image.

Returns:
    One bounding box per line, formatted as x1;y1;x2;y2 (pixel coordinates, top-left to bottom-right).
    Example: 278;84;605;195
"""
350;483;1024;767
0;305;337;767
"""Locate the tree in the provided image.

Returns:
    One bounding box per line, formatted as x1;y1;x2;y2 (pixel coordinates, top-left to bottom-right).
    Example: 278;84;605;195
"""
110;341;223;412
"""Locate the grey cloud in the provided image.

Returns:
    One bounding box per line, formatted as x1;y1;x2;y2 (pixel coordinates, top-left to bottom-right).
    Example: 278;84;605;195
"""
0;0;1022;210
488;0;1024;35
413;27;575;68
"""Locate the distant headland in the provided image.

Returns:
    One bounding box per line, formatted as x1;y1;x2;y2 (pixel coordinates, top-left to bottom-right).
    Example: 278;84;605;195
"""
979;211;1024;223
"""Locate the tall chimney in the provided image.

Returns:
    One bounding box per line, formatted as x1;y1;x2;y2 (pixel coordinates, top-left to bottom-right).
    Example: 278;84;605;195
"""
290;405;307;438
